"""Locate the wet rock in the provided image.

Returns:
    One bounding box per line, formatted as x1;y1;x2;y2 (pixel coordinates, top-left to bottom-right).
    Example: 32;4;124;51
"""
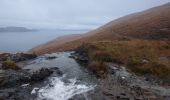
0;87;34;100
45;56;57;60
0;67;62;88
0;66;63;100
74;45;89;63
21;83;30;87
31;68;53;81
69;55;76;59
31;87;39;94
116;94;130;100
68;94;87;100
76;56;88;63
50;67;63;76
0;53;37;63
0;70;31;88
12;53;37;62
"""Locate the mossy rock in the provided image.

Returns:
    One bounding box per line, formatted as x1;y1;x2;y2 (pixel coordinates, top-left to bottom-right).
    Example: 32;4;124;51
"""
1;61;21;70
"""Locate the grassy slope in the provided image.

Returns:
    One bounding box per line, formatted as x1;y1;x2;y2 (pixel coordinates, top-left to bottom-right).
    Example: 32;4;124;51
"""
31;3;170;55
83;40;170;79
30;3;170;80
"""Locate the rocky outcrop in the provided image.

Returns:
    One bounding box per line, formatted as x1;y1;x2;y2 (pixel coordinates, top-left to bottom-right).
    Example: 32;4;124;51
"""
0;53;37;63
0;67;62;88
0;70;31;88
12;53;37;62
0;67;63;100
31;68;62;81
0;53;37;70
73;44;89;63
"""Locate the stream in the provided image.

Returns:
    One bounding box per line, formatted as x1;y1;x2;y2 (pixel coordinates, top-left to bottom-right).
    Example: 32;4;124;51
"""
1;52;170;100
23;52;98;100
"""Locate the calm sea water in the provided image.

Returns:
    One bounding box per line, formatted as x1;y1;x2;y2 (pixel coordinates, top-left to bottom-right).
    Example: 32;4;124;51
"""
0;30;87;53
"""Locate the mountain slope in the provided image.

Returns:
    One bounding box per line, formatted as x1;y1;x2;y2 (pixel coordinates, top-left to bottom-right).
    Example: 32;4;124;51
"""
31;3;170;55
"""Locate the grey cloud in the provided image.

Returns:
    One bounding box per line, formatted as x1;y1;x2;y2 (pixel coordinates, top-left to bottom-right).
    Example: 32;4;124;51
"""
0;0;169;29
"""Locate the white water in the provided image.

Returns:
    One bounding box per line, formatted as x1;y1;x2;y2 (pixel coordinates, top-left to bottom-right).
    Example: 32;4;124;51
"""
38;77;94;100
24;52;97;100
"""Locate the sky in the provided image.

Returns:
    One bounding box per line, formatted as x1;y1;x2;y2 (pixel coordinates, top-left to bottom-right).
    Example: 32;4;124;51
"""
0;0;169;30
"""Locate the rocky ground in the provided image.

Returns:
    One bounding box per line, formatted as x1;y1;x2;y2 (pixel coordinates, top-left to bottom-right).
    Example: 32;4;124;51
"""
100;63;170;100
69;63;170;100
0;53;37;63
70;51;170;100
0;52;170;100
0;53;63;100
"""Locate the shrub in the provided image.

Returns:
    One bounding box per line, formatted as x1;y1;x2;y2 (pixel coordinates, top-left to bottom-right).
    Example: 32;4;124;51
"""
92;51;113;62
84;40;170;79
88;61;107;78
1;60;21;70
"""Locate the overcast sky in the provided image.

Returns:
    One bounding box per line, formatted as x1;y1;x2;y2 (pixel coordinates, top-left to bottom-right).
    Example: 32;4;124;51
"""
0;0;169;30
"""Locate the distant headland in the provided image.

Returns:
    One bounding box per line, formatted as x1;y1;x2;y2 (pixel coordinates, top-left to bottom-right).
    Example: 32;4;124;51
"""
0;26;37;32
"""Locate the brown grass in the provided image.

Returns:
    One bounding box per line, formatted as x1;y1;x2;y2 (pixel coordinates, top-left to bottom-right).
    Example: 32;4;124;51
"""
85;40;170;78
2;60;21;70
31;3;170;55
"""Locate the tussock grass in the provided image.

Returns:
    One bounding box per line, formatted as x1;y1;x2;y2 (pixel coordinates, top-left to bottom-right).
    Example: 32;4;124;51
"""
2;60;21;70
86;40;170;78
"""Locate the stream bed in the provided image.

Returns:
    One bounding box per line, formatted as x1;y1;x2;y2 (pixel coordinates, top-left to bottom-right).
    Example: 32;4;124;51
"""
23;52;98;100
1;52;170;100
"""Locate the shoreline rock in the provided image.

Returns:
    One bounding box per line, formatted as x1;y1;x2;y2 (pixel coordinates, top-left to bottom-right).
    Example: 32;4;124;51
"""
0;67;63;100
0;52;37;70
0;53;37;63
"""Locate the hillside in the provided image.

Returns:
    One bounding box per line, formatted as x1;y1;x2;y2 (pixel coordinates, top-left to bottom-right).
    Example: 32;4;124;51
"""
30;34;84;54
31;3;170;55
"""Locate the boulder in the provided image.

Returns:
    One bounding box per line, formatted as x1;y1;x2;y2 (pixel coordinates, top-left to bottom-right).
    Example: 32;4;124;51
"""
0;53;37;63
31;68;53;81
12;53;37;62
45;56;57;60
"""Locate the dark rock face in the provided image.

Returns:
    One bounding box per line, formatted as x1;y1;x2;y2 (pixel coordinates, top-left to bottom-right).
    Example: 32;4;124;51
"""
31;68;53;82
72;44;89;64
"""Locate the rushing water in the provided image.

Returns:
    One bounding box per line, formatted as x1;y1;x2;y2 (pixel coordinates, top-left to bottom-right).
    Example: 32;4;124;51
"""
24;52;97;100
0;30;87;53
